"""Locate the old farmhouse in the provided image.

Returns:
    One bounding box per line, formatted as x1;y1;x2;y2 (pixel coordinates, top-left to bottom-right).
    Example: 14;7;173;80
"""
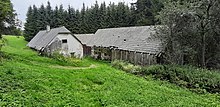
27;26;83;58
86;26;162;65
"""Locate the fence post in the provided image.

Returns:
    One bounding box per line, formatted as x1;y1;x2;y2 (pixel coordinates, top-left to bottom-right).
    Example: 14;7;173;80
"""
134;51;137;65
120;50;123;60
141;52;144;66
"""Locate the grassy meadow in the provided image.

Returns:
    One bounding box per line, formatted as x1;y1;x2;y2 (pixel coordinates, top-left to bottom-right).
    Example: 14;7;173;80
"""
0;36;220;106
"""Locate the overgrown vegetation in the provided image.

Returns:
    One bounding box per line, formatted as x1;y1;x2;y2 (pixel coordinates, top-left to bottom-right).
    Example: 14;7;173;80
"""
50;52;90;67
0;38;7;63
0;0;20;37
141;65;220;93
112;60;220;94
155;0;220;68
111;60;141;73
1;36;220;106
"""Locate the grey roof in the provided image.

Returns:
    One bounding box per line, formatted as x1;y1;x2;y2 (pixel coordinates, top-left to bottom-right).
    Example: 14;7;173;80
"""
27;26;71;51
87;26;162;54
74;34;94;45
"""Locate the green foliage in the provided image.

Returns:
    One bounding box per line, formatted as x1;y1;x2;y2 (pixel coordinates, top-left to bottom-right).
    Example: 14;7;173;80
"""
0;0;14;37
140;65;220;93
50;52;90;67
0;38;5;51
156;0;220;68
1;36;220;106
2;26;22;36
111;60;220;93
24;6;37;41
111;60;142;73
135;0;164;25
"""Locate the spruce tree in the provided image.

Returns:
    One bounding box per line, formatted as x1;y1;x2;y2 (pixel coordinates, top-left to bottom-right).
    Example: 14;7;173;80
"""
38;4;47;30
80;3;87;33
52;6;61;28
24;6;35;41
99;2;107;28
135;0;164;25
46;1;53;26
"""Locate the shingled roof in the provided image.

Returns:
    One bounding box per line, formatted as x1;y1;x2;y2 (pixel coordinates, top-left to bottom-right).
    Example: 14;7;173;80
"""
74;34;94;45
87;26;162;54
27;26;71;51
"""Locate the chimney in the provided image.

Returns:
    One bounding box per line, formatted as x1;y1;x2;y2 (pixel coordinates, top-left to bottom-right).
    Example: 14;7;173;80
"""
46;25;50;32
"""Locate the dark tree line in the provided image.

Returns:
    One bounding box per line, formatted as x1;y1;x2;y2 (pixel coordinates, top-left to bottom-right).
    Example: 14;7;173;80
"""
24;0;164;41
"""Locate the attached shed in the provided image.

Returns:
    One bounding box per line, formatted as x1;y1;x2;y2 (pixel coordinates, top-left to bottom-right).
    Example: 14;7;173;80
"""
87;26;162;65
27;26;83;58
74;34;94;57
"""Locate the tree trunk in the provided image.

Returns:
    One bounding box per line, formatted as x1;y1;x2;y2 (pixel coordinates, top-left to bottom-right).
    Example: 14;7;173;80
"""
201;1;212;68
202;33;206;68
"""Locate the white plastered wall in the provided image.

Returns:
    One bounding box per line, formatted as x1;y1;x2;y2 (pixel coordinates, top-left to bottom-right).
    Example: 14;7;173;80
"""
50;33;83;58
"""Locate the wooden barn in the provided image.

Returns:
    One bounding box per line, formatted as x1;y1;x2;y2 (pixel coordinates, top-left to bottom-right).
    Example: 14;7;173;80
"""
75;34;94;56
27;26;83;58
87;26;162;65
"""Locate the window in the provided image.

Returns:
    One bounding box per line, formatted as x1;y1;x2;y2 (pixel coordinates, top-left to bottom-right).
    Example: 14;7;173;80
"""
62;39;67;43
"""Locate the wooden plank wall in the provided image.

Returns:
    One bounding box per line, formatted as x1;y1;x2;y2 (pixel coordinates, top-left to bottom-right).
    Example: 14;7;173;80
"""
83;45;91;56
44;39;62;55
92;47;158;65
111;49;157;66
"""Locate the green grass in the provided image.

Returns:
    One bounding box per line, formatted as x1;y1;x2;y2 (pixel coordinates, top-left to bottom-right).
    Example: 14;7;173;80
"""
0;36;220;106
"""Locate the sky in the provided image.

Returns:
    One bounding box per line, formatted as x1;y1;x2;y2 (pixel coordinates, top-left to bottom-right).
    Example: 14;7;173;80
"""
11;0;136;24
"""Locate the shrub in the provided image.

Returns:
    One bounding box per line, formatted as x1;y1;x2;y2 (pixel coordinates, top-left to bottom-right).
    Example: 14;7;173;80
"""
0;52;11;65
112;60;220;93
0;38;7;51
141;65;220;93
50;52;83;67
111;60;141;73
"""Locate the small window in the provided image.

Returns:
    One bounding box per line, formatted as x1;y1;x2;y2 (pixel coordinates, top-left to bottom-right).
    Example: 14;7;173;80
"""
62;39;67;43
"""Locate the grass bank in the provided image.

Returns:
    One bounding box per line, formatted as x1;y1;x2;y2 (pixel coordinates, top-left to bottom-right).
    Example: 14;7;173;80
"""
0;36;220;106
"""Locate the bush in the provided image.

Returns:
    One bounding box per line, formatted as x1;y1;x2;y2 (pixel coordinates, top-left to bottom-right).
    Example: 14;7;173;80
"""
0;38;6;51
111;60;141;73
111;60;220;93
0;52;11;65
141;65;220;93
50;52;83;67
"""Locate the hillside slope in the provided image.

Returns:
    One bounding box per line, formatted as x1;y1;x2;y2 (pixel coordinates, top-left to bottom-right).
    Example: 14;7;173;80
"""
0;36;220;106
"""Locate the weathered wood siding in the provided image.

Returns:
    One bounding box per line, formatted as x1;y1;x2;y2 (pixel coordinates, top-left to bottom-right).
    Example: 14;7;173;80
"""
91;47;111;60
111;49;157;65
83;45;91;56
91;47;159;65
43;38;62;56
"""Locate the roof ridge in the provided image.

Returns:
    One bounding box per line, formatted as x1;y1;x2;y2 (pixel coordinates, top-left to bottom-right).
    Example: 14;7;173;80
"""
39;26;65;32
97;26;153;31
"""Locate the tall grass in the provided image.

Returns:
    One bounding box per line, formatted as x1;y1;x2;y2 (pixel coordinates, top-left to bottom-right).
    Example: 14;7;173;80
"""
112;60;220;93
0;36;220;106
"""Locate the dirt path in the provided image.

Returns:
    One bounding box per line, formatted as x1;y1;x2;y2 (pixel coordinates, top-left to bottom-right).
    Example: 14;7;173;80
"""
50;64;97;70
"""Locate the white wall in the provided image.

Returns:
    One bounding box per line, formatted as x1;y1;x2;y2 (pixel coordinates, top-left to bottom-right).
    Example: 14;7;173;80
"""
51;34;83;58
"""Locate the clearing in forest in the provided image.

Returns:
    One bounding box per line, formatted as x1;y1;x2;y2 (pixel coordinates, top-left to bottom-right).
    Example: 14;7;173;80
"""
0;36;219;106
